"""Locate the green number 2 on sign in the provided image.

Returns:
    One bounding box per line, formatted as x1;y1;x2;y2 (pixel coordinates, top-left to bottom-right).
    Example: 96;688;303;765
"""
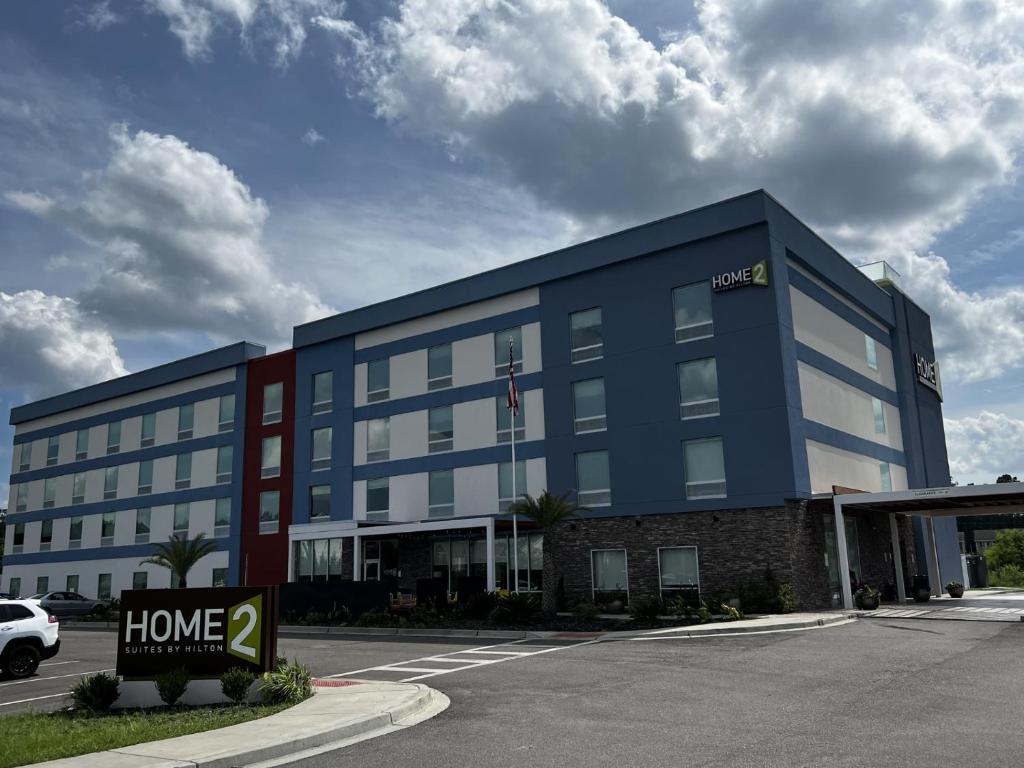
227;594;262;662
751;259;769;286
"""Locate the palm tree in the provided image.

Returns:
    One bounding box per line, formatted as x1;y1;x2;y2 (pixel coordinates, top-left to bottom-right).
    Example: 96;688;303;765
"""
140;533;219;589
507;490;586;614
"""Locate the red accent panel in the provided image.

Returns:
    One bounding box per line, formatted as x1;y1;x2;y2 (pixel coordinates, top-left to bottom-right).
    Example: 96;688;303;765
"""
240;349;295;586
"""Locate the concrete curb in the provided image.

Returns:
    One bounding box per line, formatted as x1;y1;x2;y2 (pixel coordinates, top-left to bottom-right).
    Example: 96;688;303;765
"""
616;613;854;641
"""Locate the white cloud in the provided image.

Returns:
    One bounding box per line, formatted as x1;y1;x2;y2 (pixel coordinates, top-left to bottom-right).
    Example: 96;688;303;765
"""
7;126;332;347
83;1;123;30
301;127;326;146
0;290;128;399
946;411;1024;485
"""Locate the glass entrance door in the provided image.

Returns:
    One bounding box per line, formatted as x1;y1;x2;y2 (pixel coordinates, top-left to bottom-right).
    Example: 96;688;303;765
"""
363;540;381;581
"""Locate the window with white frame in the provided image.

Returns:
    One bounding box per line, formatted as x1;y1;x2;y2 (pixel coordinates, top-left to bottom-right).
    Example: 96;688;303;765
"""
658;546;700;601
494;327;523;377
865;335;878;371
367;358;390;402
428;469;455;517
427;343;452;390
15;483;27;512
177;403;194;440
214;497;231;537
73;471;87;504
76;428;89;460
872;397;886;434
138;460;153;495
97;573;112;601
133;572;148;590
880;462;893;492
46;435;59;466
366;418;390;462
495;396;525;443
312;371;333;414
573;378;606;433
8;577;21;597
591;549;628;600
66;574;78;593
12;523;25;553
17;441;31;471
36;576;49;595
68;516;82;548
39;519;52;551
672;282;713;343
218;395;235;432
570;307;603;362
173;503;189;537
101;512;116;546
576;450;611;507
678;358;719;419
683;437;727;499
312;427;332;471
141;413;156;447
260;490;280;534
498;461;527;512
310;485;331;521
366;478;389;521
216;445;233;483
107;420;121;454
428;406;454;453
135;507;151;544
212;568;229;588
175;452;192;489
263;382;283;424
103;466;118;500
43;476;56;508
261;436;281;478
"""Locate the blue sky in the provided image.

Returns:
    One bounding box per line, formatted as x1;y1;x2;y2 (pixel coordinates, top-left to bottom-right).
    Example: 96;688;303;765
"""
2;0;1024;500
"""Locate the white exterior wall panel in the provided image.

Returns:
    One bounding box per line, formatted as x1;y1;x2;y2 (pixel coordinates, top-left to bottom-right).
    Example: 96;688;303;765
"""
798;363;903;451
805;439;907;495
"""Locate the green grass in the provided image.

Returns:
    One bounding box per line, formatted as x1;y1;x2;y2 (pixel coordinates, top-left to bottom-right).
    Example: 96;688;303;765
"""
0;703;289;768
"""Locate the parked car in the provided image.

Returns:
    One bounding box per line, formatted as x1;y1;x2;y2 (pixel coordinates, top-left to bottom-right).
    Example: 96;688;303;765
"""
0;599;61;678
27;591;105;617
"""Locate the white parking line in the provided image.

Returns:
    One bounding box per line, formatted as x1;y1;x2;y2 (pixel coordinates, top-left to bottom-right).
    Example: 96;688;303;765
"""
0;691;75;708
0;668;114;688
398;641;598;682
39;660;81;668
459;649;531;656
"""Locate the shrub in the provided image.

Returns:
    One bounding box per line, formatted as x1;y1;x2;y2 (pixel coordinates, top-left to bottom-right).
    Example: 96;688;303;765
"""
630;597;665;622
221;667;257;704
488;592;537;625
776;583;797;613
854;585;881;610
718;602;743;621
696;605;711;623
354;611;405;628
984;530;1024;572
990;564;1024;588
573;601;601;620
70;672;120;712
155;668;190;707
260;659;313;705
463;591;500;619
88;603;110;619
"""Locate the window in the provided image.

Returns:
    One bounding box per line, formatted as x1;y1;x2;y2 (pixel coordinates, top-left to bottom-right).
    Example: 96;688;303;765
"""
576;451;611;507
40;519;53;551
214;498;231;536
261;436;281;478
101;512;116;545
135;508;150;544
367;358;390;402
97;573;112;601
173;503;189;536
312;427;332;471
592;549;628;599
366;478;388;521
137;460;153;495
366;418;390;462
177;403;194;440
66;575;79;593
570;308;603;362
46;435;60;466
260;490;280;534
494;327;523;377
658;547;700;602
17;441;31;471
495;397;525;443
263;382;283;424
44;476;56;508
15;484;27;512
428;469;455;517
312;371;333;414
132;572;148;590
216;445;233;483
684;437;727;499
427;343;452;390
293;538;346;583
573;378;607;433
69;516;82;549
175;452;192;489
672;282;713;342
880;462;893;492
678;358;719;419
310;485;331;521
865;335;878;371
103;466;118;500
140;412;156;447
8;578;21;598
872;397;886;434
498;461;527;512
218;394;235;432
70;472;87;504
12;523;25;553
428;406;454;453
212;568;229;588
107;420;121;454
76;428;89;460
36;576;49;595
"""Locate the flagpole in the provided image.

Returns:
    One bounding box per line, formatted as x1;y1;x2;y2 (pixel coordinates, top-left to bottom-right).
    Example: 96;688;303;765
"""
509;336;519;594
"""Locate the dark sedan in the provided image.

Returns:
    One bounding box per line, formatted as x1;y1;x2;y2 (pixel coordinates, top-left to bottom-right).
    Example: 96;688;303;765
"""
27;591;104;617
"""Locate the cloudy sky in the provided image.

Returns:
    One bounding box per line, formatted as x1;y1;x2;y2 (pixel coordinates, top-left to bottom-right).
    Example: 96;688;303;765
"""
2;0;1024;500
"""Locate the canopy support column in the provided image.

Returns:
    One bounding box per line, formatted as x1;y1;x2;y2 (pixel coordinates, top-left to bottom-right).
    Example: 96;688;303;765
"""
833;496;853;610
889;513;906;603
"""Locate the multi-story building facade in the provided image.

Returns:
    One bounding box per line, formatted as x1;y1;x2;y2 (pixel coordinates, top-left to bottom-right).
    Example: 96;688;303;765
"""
2;192;961;609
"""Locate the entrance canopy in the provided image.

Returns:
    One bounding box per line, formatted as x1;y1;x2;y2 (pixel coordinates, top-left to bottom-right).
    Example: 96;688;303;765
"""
832;482;1024;609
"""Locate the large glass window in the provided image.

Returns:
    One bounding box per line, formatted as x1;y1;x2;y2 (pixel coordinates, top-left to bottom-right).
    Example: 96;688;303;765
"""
76;428;89;459
173;503;189;536
101;512;116;544
215;446;233;483
141;412;156;447
135;508;150;544
672;282;713;343
427;343;452;389
658;547;700;602
495;397;525;443
494;327;523;377
215;498;231;536
212;568;229;588
678;358;720;419
576;450;611;507
97;573;112;601
15;483;27;512
428;470;455;517
218;395;235;432
177;403;194;440
880;462;893;492
133;572;148;591
43;476;56;508
72;472;87;504
138;460;153;494
498;461;527;512
261;436;281;478
573;378;607;433
684;437;727;499
592;549;628;600
12;523;25;552
367;358;390;402
294;540;347;582
570;308;603;363
310;485;331;521
312;371;333;414
428;406;454;453
260;491;280;534
8;577;21;597
865;335;878;371
46;435;59;466
66;575;79;593
107;420;121;454
69;516;83;547
312;427;332;471
263;382;283;424
872;397;886;434
366;478;389;521
39;519;52;550
17;441;31;471
367;418;390;462
175;452;192;489
36;576;49;595
103;466;118;500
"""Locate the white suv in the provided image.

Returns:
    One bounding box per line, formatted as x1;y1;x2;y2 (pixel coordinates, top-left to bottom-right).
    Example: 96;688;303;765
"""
0;600;61;679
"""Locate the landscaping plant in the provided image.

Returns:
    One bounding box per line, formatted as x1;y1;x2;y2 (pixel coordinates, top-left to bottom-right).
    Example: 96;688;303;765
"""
70;672;120;712
155;668;190;707
260;659;313;705
629;596;665;622
487;591;537;625
220;667;257;704
139;533;219;588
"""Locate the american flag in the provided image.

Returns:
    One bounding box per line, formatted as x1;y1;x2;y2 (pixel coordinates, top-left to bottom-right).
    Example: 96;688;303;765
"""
507;337;519;416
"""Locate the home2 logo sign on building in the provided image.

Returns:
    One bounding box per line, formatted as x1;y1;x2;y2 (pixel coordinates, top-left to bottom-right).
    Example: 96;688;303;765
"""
116;586;278;679
711;259;770;292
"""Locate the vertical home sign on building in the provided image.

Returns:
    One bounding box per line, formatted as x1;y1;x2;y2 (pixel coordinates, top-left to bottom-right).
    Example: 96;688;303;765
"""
116;585;279;679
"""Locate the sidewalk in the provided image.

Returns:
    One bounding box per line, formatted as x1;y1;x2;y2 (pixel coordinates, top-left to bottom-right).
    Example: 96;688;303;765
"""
28;680;449;768
854;588;1024;623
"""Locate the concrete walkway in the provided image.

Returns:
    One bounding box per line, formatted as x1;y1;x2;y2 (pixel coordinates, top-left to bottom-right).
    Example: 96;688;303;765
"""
27;680;449;768
855;588;1024;623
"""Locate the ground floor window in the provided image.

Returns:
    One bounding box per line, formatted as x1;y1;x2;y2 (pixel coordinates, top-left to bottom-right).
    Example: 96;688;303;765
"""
824;514;863;599
428;532;543;593
97;573;112;601
658;546;700;604
591;549;628;602
212;568;229;587
294;538;346;582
